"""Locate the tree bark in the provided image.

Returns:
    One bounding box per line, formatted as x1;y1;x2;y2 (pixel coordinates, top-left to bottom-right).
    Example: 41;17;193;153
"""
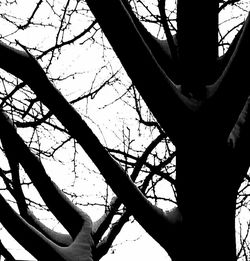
174;126;244;261
177;1;218;96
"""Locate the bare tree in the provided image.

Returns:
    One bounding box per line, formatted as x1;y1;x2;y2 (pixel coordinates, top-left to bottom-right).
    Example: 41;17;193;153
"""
0;0;250;261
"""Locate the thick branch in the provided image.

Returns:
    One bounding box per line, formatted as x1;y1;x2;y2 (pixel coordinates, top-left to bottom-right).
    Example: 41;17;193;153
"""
0;194;66;260
0;193;94;261
1;133;27;216
120;0;178;82
0;240;16;261
207;13;250;140
0;161;72;246
0;111;84;239
58;211;94;261
0;41;179;256
85;0;195;143
0;140;72;246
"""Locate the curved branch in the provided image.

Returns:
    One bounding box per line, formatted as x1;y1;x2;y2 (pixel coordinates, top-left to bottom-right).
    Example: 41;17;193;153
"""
1;132;27;215
131;133;165;181
38;20;97;59
0;115;93;258
0;193;94;261
85;0;195;143
24;210;73;247
207;13;250;140
0;194;66;261
0;143;72;246
59;211;94;261
120;0;178;82
0;41;181;256
0;111;84;239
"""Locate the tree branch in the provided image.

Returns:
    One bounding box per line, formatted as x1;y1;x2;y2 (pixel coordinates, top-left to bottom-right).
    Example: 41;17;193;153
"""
0;40;180;257
0;148;71;246
85;0;196;144
92;197;122;245
58;211;94;261
130;133;165;181
0;240;16;261
0;111;85;239
120;0;178;82
0;194;66;260
158;0;178;63
1;132;28;216
0;193;94;261
207;13;250;141
94;211;130;261
23;209;73;247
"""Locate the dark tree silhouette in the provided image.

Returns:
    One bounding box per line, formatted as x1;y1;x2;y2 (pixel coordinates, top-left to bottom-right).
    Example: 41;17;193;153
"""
0;0;249;261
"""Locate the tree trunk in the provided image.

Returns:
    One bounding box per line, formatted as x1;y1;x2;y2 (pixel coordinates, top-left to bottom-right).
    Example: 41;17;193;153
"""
174;124;241;261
